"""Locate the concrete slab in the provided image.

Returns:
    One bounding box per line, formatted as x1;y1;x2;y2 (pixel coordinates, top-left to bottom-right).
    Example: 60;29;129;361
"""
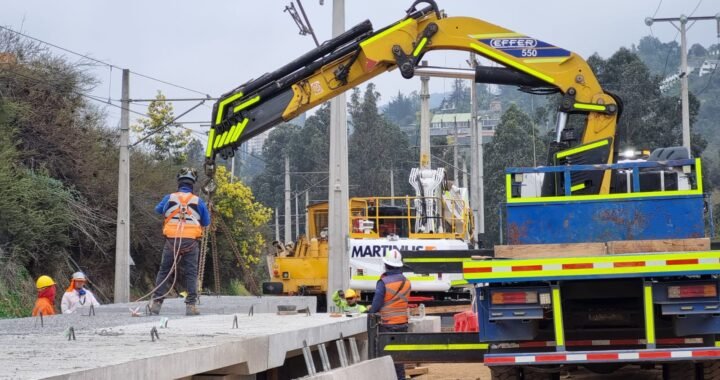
304;356;397;380
0;296;317;335
0;296;438;380
1;313;365;380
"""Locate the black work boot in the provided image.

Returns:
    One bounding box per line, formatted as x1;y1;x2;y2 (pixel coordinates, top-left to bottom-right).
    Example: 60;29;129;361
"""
186;304;200;316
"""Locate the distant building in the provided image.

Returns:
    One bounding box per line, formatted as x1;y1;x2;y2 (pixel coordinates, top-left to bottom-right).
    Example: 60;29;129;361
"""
429;100;501;144
699;59;719;77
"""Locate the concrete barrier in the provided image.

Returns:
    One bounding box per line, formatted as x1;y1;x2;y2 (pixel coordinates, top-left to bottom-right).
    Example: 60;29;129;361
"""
304;356;398;380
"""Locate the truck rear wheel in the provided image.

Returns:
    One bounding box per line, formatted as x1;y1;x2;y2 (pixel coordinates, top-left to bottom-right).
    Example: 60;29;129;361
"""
489;366;520;380
663;362;696;380
701;361;720;380
523;368;559;380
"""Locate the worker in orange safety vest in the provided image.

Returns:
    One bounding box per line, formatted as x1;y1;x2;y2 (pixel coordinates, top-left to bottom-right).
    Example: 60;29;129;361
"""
32;275;57;317
368;248;411;379
149;167;211;316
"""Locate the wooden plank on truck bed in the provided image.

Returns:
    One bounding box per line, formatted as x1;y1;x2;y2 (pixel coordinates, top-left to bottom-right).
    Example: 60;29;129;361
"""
494;242;607;259
606;238;710;254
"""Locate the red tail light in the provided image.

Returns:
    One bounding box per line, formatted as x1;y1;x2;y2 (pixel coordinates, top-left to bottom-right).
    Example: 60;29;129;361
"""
668;284;717;299
492;291;538;305
273;269;279;277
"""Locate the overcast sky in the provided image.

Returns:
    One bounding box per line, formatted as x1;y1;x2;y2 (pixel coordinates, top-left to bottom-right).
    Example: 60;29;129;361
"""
2;0;719;138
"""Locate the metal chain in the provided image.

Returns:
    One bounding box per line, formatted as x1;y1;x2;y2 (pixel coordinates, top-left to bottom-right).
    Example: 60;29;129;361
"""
210;221;221;295
196;199;212;296
216;215;261;295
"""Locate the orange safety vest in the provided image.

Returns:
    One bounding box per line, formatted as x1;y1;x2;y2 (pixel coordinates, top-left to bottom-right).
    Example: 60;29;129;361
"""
380;276;411;325
163;192;203;239
32;298;55;317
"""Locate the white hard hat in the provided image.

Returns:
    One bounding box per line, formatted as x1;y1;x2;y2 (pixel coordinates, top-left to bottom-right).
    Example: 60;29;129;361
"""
72;272;87;281
383;249;404;268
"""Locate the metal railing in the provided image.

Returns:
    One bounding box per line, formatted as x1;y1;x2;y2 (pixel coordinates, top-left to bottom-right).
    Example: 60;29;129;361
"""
348;196;470;239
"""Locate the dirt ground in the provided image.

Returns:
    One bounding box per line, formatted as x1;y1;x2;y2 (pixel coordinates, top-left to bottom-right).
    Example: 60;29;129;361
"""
411;363;662;379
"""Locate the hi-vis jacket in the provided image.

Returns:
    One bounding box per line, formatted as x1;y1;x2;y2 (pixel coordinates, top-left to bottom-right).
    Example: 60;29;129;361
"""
369;269;412;325
155;187;211;239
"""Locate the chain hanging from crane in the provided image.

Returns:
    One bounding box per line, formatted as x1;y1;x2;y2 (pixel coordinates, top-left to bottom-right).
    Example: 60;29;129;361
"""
216;215;261;295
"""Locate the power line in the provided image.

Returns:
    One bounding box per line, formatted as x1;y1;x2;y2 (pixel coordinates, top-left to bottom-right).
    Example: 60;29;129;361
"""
3;67;204;138
652;0;664;18
0;25;211;97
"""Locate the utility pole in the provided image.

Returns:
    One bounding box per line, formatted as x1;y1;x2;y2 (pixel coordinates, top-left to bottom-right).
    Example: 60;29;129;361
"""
462;159;468;188
327;0;350;309
419;60;431;169
413;63;485;245
275;208;280;242
453;116;459;183
114;69;130;303
469;54;484;244
390;168;395;206
305;191;310;236
295;190;300;239
645;13;720;153
284;156;291;243
230;155;236;183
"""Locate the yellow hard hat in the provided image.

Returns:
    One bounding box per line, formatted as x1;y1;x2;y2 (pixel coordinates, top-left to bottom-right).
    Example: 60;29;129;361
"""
344;288;358;299
36;275;56;289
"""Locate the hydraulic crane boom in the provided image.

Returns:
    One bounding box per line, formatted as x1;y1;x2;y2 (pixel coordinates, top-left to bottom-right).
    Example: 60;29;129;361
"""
205;0;620;195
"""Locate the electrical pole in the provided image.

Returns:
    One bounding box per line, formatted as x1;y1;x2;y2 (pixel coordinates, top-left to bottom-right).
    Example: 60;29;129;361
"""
230;155;236;183
453;116;459;183
645;13;720;153
275;208;280;242
284;156;291;243
305;191;310;236
419;60;431;169
462;159;468;188
390;168;395;206
469;53;484;244
114;69;130;303
295;190;300;239
327;0;350;309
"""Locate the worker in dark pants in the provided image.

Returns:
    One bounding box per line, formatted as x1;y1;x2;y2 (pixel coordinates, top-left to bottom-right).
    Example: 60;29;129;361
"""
149;167;210;316
369;249;412;379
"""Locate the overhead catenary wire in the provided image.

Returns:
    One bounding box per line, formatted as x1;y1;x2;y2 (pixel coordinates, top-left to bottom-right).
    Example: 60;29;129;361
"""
3;67;207;140
0;25;212;97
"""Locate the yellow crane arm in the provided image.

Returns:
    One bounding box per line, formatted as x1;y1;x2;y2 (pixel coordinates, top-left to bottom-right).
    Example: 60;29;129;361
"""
206;1;619;194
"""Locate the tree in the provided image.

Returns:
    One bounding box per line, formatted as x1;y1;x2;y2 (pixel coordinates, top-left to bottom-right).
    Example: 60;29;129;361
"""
131;91;192;163
482;104;546;246
348;83;414;197
587;48;704;156
211;166;272;289
385;90;419;127
633;36;680;76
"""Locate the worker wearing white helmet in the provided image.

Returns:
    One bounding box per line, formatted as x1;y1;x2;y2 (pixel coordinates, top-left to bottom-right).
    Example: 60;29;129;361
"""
61;272;100;314
368;248;411;379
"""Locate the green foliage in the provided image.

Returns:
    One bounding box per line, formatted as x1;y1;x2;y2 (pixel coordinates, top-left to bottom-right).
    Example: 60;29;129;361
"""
252;104;331;212
215;165;272;266
227;279;251;296
385;90;419;127
633;36;680;76
587;48;705;155
348;83;414;196
482;104;546;246
131;91;193;163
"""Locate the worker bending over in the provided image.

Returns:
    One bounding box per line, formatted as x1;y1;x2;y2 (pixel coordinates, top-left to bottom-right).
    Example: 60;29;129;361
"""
61;272;100;314
369;249;411;379
32;275;57;317
150;167;210;316
332;288;367;313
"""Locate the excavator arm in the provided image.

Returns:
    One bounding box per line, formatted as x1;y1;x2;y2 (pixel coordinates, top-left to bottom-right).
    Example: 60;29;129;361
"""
205;0;619;194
